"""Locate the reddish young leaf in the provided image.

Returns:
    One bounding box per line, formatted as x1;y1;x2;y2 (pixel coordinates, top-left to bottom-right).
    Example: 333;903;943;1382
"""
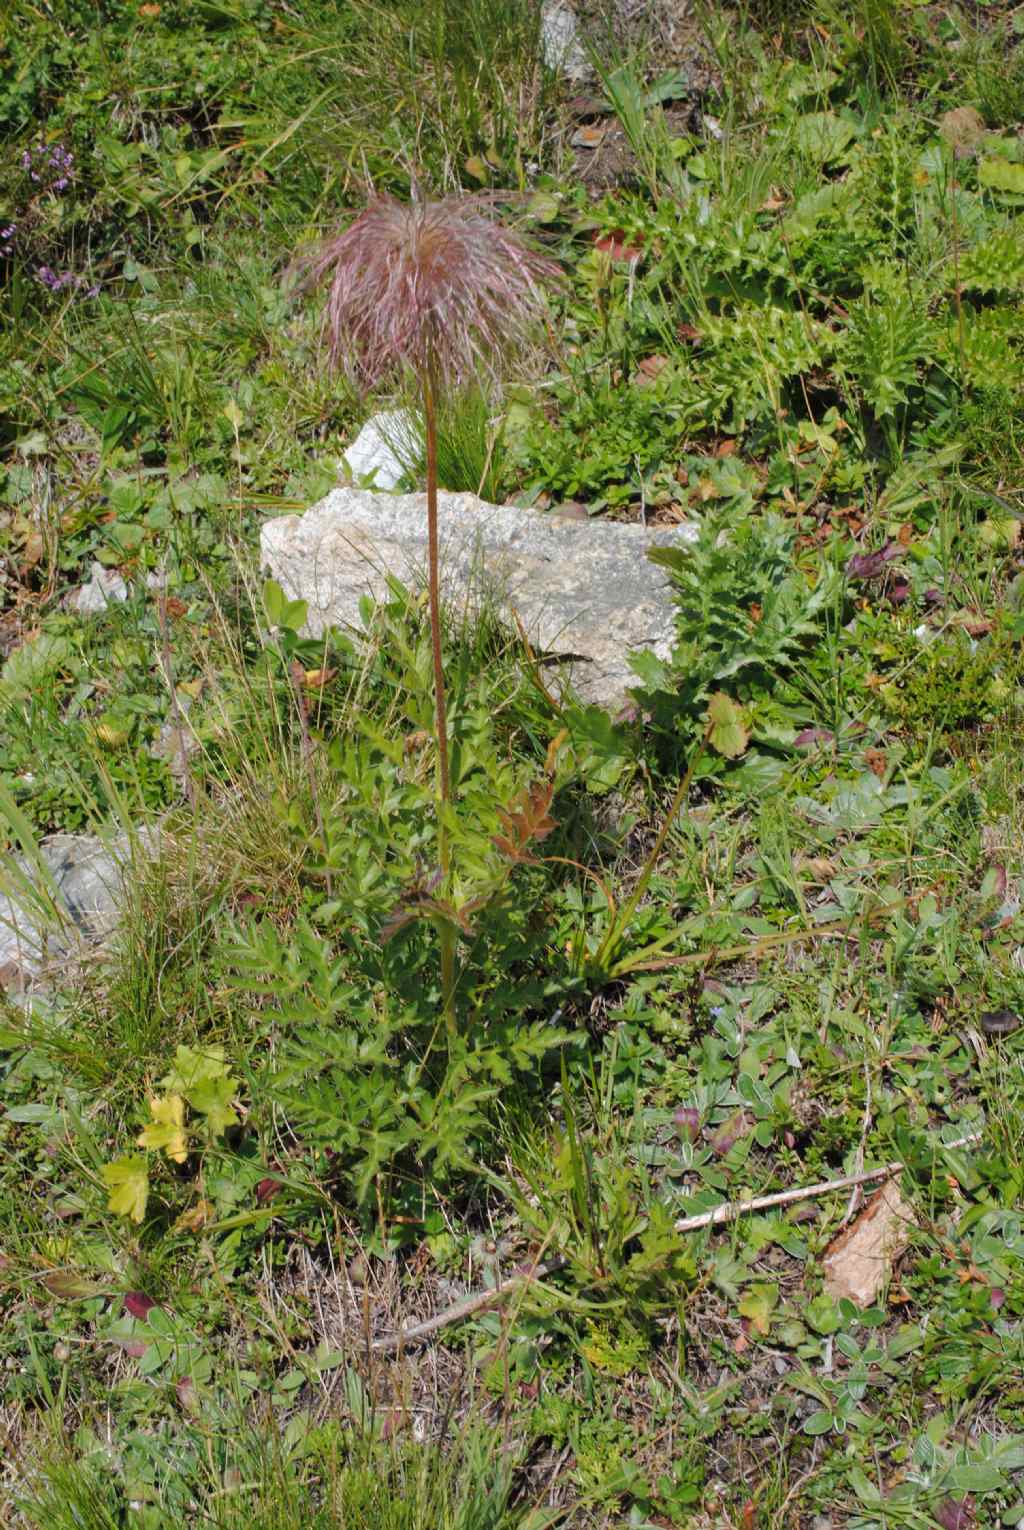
492;779;556;863
794;727;834;748
175;1375;200;1414
673;1105;701;1142
935;1498;975;1530
846;542;900;579
707;1111;751;1156
593;228;644;261
124;1292;157;1322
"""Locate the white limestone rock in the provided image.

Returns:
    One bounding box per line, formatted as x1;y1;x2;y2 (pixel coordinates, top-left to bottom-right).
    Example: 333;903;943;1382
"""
260;487;698;709
0;830;157;994
540;0;591;83
70;561;128;614
342;410;420;491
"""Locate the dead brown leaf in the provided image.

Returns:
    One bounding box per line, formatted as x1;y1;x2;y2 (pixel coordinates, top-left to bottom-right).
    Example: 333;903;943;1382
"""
823;1181;916;1308
635;353;669;386
864;748;888;780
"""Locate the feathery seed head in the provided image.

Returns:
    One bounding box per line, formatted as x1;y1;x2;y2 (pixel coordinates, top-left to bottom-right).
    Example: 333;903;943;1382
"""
293;195;561;389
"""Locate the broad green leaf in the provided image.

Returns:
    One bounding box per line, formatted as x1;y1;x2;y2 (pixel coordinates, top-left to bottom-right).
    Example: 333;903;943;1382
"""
946;1462;1005;1494
186;1075;239;1136
803;1408;834;1435
1;633;73;700
137;1095;188;1163
979;159;1024;195
993;1436;1024;1469
102;1157;150;1223
281;597;308;632
847;1465;882;1508
526;190;560;223
794;111;856;161
706;692;749;758
262;579;285;628
887;1323;924;1360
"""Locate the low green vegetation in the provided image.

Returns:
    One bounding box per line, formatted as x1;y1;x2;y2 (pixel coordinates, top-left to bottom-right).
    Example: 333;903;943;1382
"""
3;0;1024;1525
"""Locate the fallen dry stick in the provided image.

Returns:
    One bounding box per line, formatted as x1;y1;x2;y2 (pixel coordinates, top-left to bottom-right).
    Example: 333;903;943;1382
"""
371;1132;981;1354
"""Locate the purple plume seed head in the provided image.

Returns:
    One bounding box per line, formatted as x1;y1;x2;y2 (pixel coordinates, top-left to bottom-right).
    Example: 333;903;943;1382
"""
292;194;562;391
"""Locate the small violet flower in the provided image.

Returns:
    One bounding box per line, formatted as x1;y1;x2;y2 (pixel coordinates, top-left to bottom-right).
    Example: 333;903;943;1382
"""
34;265;97;298
36;265;75;292
20;140;74;193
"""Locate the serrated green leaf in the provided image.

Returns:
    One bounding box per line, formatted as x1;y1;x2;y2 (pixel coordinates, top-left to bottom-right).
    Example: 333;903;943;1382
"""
794;112;856;161
646;544;690;574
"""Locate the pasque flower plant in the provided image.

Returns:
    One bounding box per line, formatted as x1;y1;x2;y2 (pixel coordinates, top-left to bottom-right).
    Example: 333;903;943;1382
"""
294;194;560;1031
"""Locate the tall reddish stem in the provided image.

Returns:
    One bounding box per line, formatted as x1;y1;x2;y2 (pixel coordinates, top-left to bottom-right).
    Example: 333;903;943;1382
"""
422;370;451;826
422;368;456;1039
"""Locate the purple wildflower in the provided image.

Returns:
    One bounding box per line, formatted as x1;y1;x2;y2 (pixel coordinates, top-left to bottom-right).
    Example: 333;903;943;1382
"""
36;265;75;292
20;141;74;194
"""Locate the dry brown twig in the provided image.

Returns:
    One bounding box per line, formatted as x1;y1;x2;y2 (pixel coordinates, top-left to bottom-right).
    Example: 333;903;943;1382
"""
371;1131;982;1354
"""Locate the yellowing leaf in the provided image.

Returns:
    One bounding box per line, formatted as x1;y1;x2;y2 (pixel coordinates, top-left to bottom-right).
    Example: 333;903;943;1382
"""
160;1043;228;1095
102;1156;150;1223
303;667;337;690
738;1282;778;1336
706;692;749;759
137;1094;188;1163
94;719;132;748
173;1198;215;1234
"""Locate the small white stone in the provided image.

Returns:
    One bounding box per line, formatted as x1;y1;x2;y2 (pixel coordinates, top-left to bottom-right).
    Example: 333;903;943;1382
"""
70;561;128;614
342;410;420;492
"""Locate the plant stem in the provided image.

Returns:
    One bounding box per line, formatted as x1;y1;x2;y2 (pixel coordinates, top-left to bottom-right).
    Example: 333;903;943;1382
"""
422;366;456;1040
422;370;451;821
